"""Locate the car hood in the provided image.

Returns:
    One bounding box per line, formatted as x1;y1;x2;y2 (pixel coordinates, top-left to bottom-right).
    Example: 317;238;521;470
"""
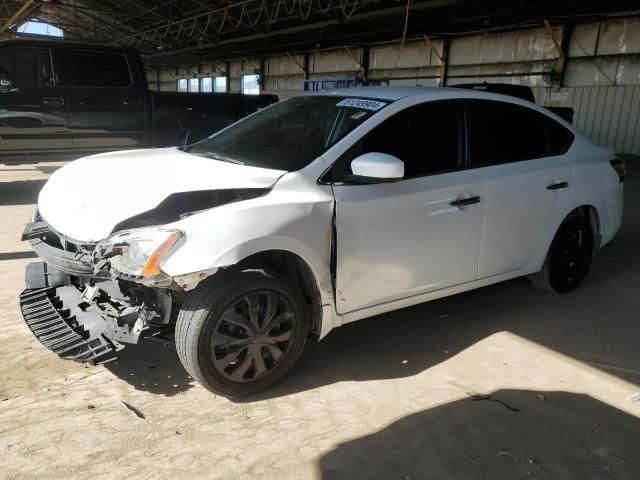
38;147;286;242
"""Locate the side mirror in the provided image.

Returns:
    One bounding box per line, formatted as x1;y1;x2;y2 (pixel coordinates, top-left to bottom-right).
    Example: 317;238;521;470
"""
348;152;404;183
0;69;13;92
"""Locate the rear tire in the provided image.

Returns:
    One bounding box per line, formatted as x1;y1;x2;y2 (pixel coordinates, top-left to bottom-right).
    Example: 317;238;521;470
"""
529;216;594;293
176;269;309;397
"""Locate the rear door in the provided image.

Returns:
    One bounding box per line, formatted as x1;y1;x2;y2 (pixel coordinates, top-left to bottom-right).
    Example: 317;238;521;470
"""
468;100;574;278
0;45;71;158
332;100;486;314
54;47;146;151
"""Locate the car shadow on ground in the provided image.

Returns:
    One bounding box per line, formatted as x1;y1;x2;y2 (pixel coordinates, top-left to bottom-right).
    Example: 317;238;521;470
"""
0;180;47;206
104;337;194;397
104;250;639;399
317;389;640;479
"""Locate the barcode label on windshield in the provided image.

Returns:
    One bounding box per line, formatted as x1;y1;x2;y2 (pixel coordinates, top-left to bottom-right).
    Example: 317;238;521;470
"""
336;98;387;111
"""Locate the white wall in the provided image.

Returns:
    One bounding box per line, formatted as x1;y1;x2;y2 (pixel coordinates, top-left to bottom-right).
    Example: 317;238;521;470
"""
147;15;640;153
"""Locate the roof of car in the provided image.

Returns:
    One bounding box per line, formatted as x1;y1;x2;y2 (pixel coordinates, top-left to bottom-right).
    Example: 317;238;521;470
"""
312;86;440;101
310;85;537;104
307;85;576;130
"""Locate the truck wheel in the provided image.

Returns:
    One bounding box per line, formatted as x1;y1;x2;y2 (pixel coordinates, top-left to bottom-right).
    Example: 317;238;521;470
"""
529;216;594;294
176;269;309;397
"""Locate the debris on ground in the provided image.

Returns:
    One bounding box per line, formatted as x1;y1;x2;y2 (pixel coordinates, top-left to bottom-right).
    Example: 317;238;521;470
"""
536;393;546;401
87;404;95;410
467;392;521;412
630;392;640;403
120;400;145;420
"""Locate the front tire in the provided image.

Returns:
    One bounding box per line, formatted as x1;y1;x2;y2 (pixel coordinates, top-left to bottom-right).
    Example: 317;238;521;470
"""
176;270;309;397
529;216;594;293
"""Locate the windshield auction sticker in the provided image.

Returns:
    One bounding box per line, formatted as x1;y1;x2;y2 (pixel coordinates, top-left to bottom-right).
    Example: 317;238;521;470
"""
336;98;387;111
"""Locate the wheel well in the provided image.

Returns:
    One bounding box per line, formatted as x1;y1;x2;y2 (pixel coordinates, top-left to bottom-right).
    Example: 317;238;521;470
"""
566;205;601;251
233;250;323;337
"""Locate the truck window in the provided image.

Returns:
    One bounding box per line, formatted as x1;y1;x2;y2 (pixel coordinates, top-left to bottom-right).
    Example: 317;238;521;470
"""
64;50;132;87
0;47;53;87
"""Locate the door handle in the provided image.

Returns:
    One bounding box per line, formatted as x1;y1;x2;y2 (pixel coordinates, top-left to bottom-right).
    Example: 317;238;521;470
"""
547;181;569;191
42;97;64;106
450;196;481;208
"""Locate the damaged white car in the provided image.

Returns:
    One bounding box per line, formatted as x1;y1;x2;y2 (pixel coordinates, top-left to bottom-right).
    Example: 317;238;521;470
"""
20;87;624;397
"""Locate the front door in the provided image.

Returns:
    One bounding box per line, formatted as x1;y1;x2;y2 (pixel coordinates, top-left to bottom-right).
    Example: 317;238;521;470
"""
331;100;485;314
0;45;71;160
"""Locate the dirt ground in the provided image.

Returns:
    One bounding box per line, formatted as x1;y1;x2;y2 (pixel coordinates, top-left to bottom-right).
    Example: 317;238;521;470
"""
1;158;640;480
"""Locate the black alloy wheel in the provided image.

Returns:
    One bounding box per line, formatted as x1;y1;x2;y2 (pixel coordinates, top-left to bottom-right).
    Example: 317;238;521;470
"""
530;216;594;294
176;269;309;397
211;290;297;382
548;218;594;293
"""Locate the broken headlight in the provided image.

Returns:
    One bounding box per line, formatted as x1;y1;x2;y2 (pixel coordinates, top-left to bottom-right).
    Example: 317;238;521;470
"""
95;228;184;278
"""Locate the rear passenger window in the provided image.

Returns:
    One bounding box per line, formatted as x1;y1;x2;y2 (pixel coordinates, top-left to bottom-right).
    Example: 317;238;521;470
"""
469;101;548;165
545;117;574;155
66;51;132;87
333;101;464;181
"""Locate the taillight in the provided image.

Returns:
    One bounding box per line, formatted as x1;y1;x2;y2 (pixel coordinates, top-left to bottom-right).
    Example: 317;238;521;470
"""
610;158;626;182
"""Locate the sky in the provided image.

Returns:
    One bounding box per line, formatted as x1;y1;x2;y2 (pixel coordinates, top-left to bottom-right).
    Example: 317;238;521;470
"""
17;20;63;37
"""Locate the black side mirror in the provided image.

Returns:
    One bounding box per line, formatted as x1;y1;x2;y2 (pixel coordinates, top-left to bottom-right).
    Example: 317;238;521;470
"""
0;69;13;92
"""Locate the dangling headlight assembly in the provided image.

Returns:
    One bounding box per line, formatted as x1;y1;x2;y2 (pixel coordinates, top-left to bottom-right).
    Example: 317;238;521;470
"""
94;228;185;281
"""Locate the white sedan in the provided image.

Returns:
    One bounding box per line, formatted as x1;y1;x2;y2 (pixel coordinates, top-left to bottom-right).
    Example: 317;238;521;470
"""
20;87;624;397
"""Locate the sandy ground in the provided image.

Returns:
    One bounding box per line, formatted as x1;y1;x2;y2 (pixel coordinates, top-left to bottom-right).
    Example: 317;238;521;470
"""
1;158;639;480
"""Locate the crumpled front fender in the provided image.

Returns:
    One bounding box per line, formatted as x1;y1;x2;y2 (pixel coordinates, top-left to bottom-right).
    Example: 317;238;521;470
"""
160;173;335;307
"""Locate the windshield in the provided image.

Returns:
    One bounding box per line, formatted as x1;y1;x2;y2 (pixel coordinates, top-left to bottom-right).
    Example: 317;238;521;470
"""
185;95;389;171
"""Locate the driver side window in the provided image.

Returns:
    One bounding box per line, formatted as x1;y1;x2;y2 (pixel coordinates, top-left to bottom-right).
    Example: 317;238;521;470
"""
330;100;465;182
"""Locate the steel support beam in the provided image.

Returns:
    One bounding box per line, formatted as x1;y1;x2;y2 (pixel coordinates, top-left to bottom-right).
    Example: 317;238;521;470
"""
1;0;35;35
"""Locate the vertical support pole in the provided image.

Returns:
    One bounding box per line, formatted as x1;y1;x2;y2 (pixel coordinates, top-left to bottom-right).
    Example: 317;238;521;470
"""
303;52;310;80
424;35;449;87
225;61;231;93
260;57;266;93
544;19;565;86
155;68;160;91
440;38;450;87
559;23;574;87
361;45;370;84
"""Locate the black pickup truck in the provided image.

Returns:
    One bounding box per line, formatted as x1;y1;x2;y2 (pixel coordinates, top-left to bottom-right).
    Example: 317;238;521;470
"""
451;82;574;124
0;40;278;162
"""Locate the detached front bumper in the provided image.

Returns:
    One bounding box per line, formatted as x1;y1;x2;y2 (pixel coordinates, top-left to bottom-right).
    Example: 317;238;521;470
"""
20;284;120;364
20;260;173;365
